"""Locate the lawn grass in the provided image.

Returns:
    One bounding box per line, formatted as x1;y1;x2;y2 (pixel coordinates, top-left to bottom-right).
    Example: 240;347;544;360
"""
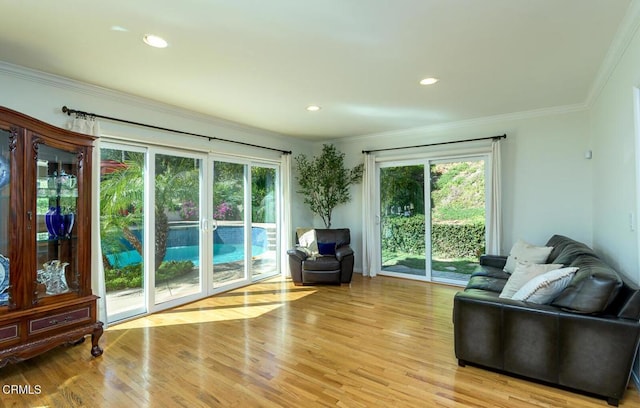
382;250;479;275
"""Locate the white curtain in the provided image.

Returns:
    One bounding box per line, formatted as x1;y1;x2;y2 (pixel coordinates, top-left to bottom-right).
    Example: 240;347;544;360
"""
280;153;293;278
68;113;101;136
486;139;502;255
362;153;377;277
73;115;108;327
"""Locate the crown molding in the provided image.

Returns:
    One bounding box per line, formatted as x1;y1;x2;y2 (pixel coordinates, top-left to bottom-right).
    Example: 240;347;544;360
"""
328;103;587;145
586;0;640;107
0;61;292;142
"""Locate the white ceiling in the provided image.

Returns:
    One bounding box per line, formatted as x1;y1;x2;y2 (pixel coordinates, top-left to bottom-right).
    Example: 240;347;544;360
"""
0;0;633;140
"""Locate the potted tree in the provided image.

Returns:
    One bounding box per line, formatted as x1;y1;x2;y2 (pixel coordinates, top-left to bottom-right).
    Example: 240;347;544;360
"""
294;144;364;228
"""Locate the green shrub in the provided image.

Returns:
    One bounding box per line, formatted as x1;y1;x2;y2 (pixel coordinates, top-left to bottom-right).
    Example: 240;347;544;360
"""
432;222;485;259
381;215;427;253
104;263;143;291
105;260;195;291
156;260;195;283
381;215;485;259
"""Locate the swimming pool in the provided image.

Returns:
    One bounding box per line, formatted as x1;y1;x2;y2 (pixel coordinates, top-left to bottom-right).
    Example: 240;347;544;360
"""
103;225;268;268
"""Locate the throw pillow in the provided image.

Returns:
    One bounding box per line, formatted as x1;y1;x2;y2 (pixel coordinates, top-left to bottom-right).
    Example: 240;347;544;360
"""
511;267;579;304
296;246;312;256
317;242;336;256
297;228;319;255
503;239;553;273
499;261;563;299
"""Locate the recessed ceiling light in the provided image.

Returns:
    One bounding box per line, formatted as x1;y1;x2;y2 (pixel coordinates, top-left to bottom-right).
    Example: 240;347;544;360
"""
143;34;168;48
306;105;321;112
419;77;439;85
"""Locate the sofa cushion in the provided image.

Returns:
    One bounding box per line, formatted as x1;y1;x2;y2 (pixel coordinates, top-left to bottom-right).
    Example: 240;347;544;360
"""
500;262;563;299
551;255;622;314
504;239;553;273
511;267;578;303
545;235;597;265
466;275;507;293
471;266;511;280
315;228;350;247
303;256;341;271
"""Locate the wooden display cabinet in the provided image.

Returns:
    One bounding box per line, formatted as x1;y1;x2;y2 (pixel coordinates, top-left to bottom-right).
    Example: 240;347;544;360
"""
0;106;103;367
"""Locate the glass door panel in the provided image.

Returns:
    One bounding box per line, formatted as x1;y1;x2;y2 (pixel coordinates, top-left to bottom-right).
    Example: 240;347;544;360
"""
212;160;246;287
379;164;427;277
0;129;11;306
154;154;202;304
251;165;278;280
35;144;81;299
100;146;146;322
430;159;485;284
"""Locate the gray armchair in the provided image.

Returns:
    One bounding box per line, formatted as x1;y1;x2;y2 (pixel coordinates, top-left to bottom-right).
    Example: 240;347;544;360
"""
287;228;354;285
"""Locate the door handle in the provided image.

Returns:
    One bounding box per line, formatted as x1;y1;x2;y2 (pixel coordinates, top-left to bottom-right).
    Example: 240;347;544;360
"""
201;218;209;232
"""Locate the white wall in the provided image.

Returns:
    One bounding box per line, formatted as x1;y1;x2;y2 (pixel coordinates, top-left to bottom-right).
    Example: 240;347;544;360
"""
588;7;640;386
330;108;593;272
0;62;315;238
590;21;640;285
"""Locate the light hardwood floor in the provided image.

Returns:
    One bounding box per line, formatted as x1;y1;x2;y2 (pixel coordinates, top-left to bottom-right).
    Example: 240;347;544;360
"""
1;274;639;407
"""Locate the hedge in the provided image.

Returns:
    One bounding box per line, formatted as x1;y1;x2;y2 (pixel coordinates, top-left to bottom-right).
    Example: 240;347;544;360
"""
105;260;195;291
381;215;485;259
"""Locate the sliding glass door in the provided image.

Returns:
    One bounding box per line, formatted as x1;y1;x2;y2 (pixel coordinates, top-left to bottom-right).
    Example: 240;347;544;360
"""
211;160;247;287
250;165;278;280
380;162;428;277
101;144;281;323
377;156;487;285
429;158;486;284
209;159;281;290
153;152;204;305
100;144;147;322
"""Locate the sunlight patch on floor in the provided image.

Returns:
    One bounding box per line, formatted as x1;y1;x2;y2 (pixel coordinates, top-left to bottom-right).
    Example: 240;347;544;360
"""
107;285;317;330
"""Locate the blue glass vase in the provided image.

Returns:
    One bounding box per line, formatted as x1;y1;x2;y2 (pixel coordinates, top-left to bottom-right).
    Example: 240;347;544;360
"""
45;206;62;238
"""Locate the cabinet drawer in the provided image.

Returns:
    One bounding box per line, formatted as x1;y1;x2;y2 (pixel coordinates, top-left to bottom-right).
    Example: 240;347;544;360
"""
28;307;91;335
0;323;19;343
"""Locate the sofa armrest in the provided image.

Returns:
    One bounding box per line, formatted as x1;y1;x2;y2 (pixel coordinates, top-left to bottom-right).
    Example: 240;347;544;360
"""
335;245;353;261
479;254;507;269
287;248;309;262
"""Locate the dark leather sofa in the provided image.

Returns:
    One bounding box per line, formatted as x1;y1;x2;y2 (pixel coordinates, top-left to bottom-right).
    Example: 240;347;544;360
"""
287;228;354;285
454;235;640;406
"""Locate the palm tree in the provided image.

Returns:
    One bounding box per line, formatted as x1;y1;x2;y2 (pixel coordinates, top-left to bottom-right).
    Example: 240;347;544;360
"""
100;152;199;269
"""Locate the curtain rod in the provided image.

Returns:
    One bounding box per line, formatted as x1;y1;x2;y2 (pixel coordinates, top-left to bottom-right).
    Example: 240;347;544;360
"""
362;134;506;154
61;106;292;155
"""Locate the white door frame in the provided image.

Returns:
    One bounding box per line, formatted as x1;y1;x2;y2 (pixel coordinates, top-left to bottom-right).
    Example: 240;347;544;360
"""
373;151;491;283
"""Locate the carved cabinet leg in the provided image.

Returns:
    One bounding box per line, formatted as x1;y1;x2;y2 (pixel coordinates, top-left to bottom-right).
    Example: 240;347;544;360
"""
91;322;104;357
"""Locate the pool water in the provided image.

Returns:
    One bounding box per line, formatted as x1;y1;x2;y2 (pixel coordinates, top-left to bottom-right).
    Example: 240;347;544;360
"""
106;243;266;268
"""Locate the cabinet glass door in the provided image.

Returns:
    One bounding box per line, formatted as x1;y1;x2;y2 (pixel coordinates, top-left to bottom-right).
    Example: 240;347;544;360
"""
0;129;11;307
35;144;80;299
